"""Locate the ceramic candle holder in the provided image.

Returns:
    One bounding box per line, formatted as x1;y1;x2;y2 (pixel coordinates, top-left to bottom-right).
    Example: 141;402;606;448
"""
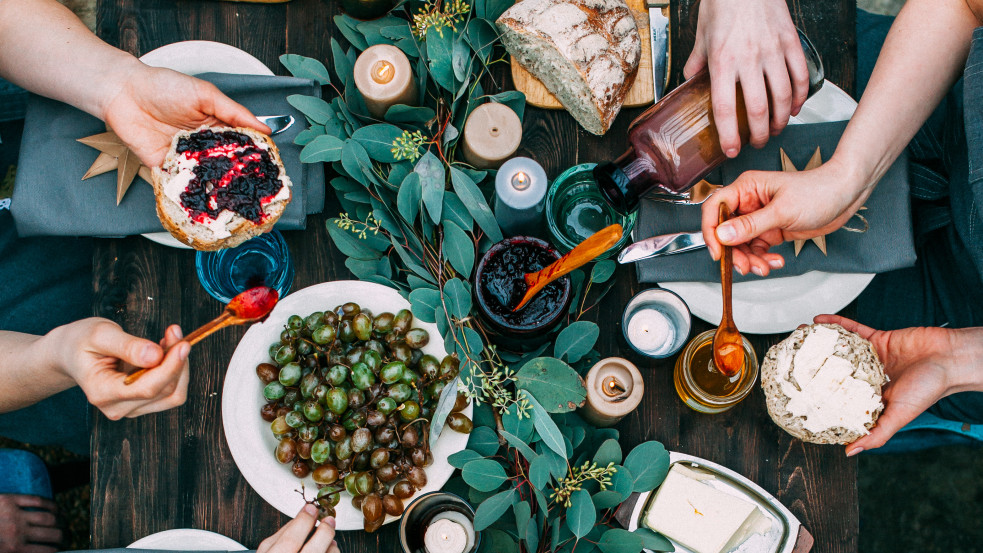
353;44;417;119
580;357;645;427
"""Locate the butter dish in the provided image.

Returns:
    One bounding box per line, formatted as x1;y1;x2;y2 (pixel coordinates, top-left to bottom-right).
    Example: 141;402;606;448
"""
615;452;814;553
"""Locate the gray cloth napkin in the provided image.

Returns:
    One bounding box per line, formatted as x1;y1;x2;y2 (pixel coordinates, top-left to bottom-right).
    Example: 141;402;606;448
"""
635;120;917;283
11;72;324;237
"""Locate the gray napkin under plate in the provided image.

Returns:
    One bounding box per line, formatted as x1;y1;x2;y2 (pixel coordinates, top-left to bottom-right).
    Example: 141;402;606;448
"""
635;120;916;283
11;72;324;237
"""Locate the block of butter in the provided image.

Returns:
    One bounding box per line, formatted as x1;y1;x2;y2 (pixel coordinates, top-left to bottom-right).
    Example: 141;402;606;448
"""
642;464;768;553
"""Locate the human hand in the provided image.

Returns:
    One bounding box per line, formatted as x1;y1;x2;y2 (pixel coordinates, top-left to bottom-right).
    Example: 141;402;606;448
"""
46;318;190;420
683;0;809;156
701;157;871;276
257;505;340;553
0;495;61;553
102;63;271;167
815;315;982;456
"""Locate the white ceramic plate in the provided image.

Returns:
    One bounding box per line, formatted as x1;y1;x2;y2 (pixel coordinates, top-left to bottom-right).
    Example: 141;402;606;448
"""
128;528;247;551
661;80;873;334
222;281;473;531
138;41;275;249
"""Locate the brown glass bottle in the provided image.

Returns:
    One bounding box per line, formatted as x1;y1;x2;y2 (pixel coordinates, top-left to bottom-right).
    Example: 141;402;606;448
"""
595;30;825;214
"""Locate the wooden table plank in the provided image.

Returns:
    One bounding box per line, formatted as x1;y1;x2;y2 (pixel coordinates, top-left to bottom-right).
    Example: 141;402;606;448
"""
92;1;858;551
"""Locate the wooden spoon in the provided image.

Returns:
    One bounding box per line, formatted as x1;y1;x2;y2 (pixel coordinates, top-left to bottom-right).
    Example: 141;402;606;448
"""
712;205;744;377
124;286;280;385
512;224;623;311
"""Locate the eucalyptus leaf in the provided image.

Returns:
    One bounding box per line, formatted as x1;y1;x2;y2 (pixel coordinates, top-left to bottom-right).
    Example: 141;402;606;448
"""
442;221;475;277
299;134;345;163
279;54;331;85
443;123;460;145
390;236;436;284
593;439;622;467
524;391;566;459
450;167;502;242
340;140;374;186
452;32;471;82
591;259;617;284
429;377;461;440
470;486;500;509
490;90;527;121
479;528;519;553
528;454;552;489
468;425;501;457
381;24;414;42
415;152;445;224
407;275;436;291
287;95;333;125
388;161;412;187
408;288;441;326
554;321;600;364
597;528;644;553
502;403;535;442
448;449;485;469
466;18;498;64
515;358;587;413
294;125;324;146
462;459;508;492
442;278;472;320
355;15;404;46
333;14;368;51
525;516;541;553
569;425;587;449
443;192;473;229
345;258;390;281
500;430;536;461
538;440;569;480
396;172;422;224
330;38;354;85
513;501;532;546
633;529;675;552
325;219;382;260
478;0;513;20
624;441;670;492
426;29;456;91
568;269;586;315
566;489;596;539
592;490;625;510
455;325;484;360
344;82;369;119
473;488;517;531
385;104;436;126
609;465;634;499
352;124;403;163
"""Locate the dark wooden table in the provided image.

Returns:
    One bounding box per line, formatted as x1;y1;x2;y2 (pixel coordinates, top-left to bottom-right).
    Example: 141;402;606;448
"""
91;1;857;551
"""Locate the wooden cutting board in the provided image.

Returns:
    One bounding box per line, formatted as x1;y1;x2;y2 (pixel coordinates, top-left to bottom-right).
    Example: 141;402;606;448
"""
510;0;655;109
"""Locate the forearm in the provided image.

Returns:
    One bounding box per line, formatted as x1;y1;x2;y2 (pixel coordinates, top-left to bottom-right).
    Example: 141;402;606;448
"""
832;0;979;191
0;330;75;413
942;327;983;396
0;0;143;119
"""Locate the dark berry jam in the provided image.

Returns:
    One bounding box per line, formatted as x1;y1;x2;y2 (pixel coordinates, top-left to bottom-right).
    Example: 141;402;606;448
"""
475;238;571;333
176;129;283;223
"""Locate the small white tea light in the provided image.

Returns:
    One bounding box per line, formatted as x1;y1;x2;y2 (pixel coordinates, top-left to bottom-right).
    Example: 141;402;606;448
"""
424;511;475;553
494;157;548;237
622;289;692;359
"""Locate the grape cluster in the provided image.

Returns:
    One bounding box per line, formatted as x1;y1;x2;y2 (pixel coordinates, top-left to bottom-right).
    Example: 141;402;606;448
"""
257;303;473;532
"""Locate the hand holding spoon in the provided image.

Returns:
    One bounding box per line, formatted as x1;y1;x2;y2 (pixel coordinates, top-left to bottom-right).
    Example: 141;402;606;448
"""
712;205;744;377
124;286;279;385
512;224;623;311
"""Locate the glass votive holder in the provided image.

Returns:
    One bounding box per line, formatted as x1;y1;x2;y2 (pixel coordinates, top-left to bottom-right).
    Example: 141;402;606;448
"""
674;329;759;414
399;492;479;553
472;236;571;350
545;163;636;259
195;230;294;304
621;289;691;358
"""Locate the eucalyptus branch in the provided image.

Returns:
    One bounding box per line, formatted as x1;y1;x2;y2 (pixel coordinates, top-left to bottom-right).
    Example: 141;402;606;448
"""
550;461;617;508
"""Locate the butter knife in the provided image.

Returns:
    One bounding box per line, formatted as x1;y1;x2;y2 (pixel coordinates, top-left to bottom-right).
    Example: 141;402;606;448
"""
618;231;705;264
647;0;671;101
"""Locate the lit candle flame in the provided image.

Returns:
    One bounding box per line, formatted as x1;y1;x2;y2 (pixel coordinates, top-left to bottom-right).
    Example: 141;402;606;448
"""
371;60;395;85
511;171;530;191
602;376;627;397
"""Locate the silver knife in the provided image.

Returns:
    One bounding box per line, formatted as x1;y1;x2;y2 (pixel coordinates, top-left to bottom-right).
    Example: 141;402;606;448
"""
647;0;671;101
618;231;705;264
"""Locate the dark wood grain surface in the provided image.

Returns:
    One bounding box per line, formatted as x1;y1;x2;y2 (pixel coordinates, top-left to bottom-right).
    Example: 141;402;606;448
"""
91;1;858;551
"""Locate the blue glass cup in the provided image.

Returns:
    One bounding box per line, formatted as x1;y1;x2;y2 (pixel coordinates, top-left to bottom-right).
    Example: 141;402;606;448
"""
195;230;294;304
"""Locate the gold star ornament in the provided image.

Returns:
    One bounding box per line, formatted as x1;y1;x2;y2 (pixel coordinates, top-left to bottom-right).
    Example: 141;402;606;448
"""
78;130;153;205
779;147;828;256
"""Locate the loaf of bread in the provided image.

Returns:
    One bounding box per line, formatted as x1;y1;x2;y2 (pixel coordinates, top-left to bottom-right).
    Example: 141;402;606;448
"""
497;0;641;135
152;126;292;251
761;324;887;445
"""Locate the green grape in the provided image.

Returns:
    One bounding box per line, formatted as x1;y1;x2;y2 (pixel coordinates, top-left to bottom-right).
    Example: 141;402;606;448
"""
399;400;421;421
392;309;413;335
298;425;319;442
380;361;406;385
263;381;286;401
377;397;397;415
270;415;290;435
372;313;395;335
447;413;473;434
388;383;412;403
287;315;304;330
339;319;356;343
296;339;313;356
353;313;373;341
399;369;420;386
313;324;336;345
404;328;430;349
300;373;320;398
278;362;302;386
336;436;354;461
418;355;439;379
325;365;348;387
439;355;460;379
362;350;383;374
344;472;358;495
285;410;306;428
326;388;348;415
303;400;324;422
311;439;332;464
274;344;297;365
351;363;376;390
304;311;324;331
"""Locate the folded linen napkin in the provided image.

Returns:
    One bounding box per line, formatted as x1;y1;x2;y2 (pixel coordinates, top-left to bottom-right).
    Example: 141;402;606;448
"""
635;120;916;283
11;72;324;237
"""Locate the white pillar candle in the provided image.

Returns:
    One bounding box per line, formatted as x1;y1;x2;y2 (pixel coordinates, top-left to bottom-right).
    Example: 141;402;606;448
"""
424;511;476;553
353;44;417;119
580;358;644;427
494;156;548;237
460;102;522;169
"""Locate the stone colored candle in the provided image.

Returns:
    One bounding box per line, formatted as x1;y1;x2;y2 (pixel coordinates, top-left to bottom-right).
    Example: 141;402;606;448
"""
353;44;417;119
460;102;522;169
580;357;644;427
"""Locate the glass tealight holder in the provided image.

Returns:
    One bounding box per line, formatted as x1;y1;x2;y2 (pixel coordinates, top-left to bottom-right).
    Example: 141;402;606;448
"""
622;289;692;359
545;163;636;259
399;492;479;553
674;330;759;414
196;230;294;304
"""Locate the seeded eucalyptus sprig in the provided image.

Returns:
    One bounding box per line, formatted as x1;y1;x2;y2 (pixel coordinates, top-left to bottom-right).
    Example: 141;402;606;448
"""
282;2;670;551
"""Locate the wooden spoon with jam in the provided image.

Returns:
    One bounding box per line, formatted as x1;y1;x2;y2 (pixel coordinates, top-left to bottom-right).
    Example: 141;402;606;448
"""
124;286;279;385
512;224;623;311
712;205;744;377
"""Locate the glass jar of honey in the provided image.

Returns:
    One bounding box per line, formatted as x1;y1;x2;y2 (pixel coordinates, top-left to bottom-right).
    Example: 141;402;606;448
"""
674;330;758;414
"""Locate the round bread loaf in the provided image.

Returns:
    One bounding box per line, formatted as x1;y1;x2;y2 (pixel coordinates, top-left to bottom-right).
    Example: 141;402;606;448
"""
152;126;292;251
761;323;887;444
